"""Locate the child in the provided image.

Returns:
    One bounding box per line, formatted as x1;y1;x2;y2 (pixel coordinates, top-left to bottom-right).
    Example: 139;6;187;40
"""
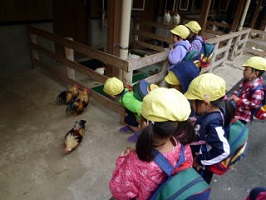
185;21;203;53
164;60;201;93
167;25;190;71
103;77;141;142
230;56;266;124
246;187;266;200
184;73;234;184
109;88;196;200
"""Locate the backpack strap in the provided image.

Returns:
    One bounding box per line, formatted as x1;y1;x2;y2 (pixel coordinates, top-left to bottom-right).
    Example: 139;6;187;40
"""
199;112;224;154
199;112;223;137
176;43;189;51
152;145;185;176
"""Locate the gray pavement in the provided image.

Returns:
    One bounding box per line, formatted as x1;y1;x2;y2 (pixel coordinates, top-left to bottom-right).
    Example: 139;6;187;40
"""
0;54;265;200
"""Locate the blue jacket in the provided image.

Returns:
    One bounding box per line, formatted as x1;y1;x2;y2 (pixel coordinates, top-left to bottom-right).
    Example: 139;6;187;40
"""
192;111;230;166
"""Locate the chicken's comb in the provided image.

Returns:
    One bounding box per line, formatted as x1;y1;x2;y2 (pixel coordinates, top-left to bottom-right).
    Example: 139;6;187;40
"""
73;84;79;88
84;88;90;93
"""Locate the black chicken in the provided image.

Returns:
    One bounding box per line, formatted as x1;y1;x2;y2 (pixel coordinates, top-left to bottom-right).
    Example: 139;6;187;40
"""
56;84;79;105
64;120;86;154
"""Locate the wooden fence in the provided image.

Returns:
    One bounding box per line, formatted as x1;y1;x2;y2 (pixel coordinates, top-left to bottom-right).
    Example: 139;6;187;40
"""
28;23;264;121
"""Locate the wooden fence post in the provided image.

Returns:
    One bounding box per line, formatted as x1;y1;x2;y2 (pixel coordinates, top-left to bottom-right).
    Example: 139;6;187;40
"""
29;34;40;69
64;37;76;82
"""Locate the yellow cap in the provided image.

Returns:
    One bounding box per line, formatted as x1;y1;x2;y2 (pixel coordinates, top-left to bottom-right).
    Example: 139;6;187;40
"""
164;71;180;85
103;77;124;96
184;73;226;102
185;21;201;34
140;88;191;122
170;25;190;39
242;56;266;71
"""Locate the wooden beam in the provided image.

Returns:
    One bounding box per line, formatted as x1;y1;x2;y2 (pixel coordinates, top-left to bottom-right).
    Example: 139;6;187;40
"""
106;0;122;77
249;0;263;29
28;26;128;70
199;0;212;32
231;0;245;32
259;7;266;30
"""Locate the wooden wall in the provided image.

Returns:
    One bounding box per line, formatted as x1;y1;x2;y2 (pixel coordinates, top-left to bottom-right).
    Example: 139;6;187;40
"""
0;0;53;23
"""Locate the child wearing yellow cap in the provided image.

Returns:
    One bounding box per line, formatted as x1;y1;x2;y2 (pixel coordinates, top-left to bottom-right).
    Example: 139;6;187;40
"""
185;73;235;184
185;21;203;53
109;88;197;199
167;25;191;71
103;77;158;142
230;56;266;123
164;60;201;93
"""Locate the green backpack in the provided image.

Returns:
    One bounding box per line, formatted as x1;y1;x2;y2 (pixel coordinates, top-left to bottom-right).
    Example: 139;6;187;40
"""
149;145;211;200
182;40;215;69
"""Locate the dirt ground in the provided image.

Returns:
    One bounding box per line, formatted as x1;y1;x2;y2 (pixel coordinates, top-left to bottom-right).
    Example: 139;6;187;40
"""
1;58;265;200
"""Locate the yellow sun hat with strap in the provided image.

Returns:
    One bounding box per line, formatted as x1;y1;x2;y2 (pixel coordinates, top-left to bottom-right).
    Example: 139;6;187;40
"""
103;77;124;96
170;25;190;39
242;56;266;71
184;73;226;102
164;71;180;85
140;88;191;122
185;21;201;34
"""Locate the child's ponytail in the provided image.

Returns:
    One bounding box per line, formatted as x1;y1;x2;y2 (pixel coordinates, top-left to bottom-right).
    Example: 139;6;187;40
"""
220;99;235;126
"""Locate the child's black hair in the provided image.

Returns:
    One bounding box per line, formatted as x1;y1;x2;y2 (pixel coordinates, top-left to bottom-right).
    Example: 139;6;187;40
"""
194;97;235;127
219;99;235;126
253;69;265;77
136;120;195;162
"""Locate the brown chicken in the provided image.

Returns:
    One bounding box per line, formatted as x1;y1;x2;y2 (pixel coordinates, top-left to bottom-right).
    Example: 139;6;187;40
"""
66;88;90;115
56;84;79;105
64;120;86;154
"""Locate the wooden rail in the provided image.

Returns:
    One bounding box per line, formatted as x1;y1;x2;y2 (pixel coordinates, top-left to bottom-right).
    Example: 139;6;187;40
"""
28;25;123;118
244;29;266;57
27;25;169;123
132;21;252;72
28;24;265;123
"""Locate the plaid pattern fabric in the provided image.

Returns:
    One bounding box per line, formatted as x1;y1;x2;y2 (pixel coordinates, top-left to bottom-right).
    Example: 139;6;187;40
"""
233;77;264;123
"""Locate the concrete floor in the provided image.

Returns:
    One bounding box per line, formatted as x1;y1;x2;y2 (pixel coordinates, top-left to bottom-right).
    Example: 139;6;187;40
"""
0;70;129;200
1;54;266;200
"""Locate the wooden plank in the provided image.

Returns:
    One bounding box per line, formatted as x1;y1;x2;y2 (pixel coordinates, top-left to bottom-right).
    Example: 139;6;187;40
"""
30;42;109;83
244;48;266;57
133;40;165;52
250;29;266;37
206;21;231;28
128;51;168;71
248;39;266;46
199;0;212;32
28;26;129;70
33;59;121;112
133;30;171;43
206;29;250;44
140;20;175;30
231;0;245;31
250;0;263;29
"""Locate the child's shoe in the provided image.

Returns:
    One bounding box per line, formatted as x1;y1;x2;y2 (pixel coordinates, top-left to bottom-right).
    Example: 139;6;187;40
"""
128;132;140;143
119;126;132;133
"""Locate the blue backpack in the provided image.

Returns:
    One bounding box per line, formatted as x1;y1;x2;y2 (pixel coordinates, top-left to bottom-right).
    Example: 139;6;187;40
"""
250;84;266;120
149;145;211;200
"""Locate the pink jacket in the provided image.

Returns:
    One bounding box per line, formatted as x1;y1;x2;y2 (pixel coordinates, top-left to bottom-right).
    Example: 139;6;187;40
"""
109;141;193;200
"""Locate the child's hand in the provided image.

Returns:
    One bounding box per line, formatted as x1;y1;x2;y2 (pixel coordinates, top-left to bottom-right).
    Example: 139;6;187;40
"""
230;95;239;102
193;153;202;171
169;44;173;50
120;147;134;157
